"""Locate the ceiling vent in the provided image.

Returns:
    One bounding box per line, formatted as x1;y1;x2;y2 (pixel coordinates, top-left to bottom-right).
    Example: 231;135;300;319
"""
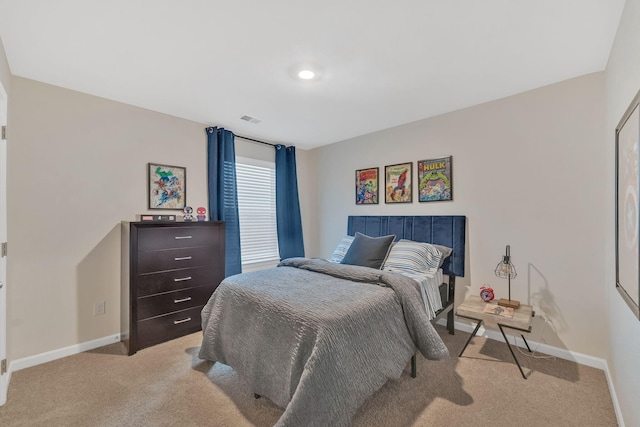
240;115;262;124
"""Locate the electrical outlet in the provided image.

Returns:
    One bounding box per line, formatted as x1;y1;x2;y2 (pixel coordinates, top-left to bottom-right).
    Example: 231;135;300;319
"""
94;301;106;316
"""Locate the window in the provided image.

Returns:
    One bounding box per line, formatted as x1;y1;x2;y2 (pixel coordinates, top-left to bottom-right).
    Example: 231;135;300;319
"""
236;157;279;272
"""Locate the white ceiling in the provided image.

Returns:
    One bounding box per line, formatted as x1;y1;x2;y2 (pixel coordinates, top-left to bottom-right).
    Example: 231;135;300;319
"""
0;0;626;149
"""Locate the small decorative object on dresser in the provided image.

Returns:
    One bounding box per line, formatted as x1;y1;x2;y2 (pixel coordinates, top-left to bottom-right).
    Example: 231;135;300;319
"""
137;214;176;222
196;206;207;221
182;206;194;221
121;221;225;355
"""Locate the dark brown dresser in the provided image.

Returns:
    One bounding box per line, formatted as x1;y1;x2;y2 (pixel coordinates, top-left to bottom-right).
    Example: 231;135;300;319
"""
121;221;225;355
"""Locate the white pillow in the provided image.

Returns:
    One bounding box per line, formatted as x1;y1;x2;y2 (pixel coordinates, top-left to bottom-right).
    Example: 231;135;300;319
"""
382;239;442;274
330;235;354;263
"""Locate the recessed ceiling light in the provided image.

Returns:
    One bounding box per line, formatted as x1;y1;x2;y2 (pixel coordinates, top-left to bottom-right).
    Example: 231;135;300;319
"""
288;63;323;81
298;70;315;80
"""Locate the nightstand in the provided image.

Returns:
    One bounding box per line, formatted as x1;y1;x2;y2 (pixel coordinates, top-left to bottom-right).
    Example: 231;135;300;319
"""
456;295;534;379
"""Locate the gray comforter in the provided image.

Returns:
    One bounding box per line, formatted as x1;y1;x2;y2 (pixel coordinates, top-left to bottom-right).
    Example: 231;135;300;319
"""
199;258;449;427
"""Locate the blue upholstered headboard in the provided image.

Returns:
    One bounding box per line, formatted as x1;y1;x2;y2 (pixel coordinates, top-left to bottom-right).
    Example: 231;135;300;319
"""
347;216;466;278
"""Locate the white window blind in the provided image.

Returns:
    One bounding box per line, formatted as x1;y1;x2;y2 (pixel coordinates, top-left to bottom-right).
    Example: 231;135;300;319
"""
236;157;280;272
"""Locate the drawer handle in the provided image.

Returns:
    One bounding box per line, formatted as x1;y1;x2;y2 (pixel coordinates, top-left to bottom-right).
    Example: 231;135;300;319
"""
174;297;192;303
173;276;192;282
175;236;193;239
174;256;193;261
174;317;191;325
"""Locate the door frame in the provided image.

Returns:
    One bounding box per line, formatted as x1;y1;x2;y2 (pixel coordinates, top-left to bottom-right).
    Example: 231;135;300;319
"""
0;79;8;406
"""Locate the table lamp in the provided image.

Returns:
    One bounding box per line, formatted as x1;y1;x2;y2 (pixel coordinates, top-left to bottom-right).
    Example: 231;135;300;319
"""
494;244;519;308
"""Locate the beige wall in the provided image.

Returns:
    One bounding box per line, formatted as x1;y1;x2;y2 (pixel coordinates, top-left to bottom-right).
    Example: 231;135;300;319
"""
0;37;9;95
314;73;606;357
294;147;318;256
7;77;207;360
605;0;640;425
5;77;315;361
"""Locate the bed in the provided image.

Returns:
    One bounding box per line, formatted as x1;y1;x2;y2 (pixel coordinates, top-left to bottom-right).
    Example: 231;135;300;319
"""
347;215;466;376
199;215;466;427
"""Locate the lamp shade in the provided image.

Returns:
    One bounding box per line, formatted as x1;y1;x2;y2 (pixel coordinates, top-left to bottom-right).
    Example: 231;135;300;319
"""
495;244;517;279
494;244;519;308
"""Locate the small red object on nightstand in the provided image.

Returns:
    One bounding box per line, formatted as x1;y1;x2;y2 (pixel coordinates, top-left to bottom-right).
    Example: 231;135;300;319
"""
480;285;494;302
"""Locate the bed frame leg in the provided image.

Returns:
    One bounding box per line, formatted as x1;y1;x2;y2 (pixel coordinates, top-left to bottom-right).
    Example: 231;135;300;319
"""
447;275;456;335
411;355;416;378
447;309;455;335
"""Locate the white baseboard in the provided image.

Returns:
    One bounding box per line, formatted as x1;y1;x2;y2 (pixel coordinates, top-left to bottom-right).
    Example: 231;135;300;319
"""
4;322;610;373
437;318;607;369
603;359;625;427
3;333;121;407
437;319;625;426
9;333;121;374
0;374;7;406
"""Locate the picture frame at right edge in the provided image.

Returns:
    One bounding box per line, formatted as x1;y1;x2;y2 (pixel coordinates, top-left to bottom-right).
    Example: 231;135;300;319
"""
615;88;640;320
418;156;453;202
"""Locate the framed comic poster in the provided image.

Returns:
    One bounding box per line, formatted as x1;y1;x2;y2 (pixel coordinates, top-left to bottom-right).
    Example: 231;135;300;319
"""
418;156;453;202
615;88;640;320
385;162;412;203
355;167;379;204
148;163;186;210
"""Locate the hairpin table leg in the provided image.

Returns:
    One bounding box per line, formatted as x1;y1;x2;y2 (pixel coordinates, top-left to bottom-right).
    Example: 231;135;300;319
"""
498;324;528;379
459;319;483;357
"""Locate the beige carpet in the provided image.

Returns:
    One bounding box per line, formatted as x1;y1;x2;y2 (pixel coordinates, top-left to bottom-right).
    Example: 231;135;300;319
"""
0;325;617;426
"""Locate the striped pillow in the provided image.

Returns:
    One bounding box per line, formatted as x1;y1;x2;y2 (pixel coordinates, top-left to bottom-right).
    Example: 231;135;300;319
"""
330;235;354;263
382;239;442;274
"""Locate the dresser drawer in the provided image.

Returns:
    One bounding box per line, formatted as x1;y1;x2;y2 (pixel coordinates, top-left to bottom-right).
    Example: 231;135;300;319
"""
137;306;204;350
137;285;216;320
137;247;216;274
137;225;221;251
136;265;223;297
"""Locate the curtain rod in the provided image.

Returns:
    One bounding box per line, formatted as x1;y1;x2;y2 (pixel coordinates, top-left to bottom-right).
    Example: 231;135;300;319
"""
235;134;277;147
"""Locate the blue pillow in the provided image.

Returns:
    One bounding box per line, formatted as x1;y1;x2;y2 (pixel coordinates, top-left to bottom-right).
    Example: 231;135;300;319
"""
340;232;395;269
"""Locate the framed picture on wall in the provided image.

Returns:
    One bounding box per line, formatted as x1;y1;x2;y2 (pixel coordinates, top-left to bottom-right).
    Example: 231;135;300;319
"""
385;162;412;203
615;88;640;320
355;167;379;204
148;163;187;210
418;156;453;202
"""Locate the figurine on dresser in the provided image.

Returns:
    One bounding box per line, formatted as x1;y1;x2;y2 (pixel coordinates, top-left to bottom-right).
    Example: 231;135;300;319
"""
196;206;207;221
182;206;194;221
